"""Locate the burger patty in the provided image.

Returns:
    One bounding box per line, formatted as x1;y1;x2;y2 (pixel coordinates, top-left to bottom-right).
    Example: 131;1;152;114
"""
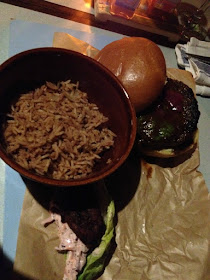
62;208;105;249
50;185;105;249
137;79;200;150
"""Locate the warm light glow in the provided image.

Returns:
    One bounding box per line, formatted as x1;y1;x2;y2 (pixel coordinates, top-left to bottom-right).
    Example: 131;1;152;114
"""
85;3;91;8
84;0;91;8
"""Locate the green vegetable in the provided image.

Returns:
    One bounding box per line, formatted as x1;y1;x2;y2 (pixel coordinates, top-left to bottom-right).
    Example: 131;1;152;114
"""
154;123;174;141
77;182;115;280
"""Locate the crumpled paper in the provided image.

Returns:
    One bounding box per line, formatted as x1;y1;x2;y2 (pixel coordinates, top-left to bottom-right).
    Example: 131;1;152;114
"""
14;33;210;280
102;150;210;280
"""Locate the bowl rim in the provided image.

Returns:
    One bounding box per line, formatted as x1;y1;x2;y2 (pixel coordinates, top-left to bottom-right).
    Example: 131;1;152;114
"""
0;47;137;187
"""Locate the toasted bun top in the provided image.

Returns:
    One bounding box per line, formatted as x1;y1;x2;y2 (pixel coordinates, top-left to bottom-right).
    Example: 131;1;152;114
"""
95;37;166;113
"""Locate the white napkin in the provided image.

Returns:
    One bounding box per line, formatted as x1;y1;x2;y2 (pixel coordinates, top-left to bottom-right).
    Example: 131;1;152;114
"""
187;58;210;87
175;38;210;97
196;84;210;96
175;43;189;68
186;37;210;58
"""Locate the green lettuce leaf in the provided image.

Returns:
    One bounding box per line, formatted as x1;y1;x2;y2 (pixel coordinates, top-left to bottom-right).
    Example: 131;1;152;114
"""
77;182;115;280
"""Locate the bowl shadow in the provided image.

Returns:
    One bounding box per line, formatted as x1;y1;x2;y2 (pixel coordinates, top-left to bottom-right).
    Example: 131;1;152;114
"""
105;149;142;212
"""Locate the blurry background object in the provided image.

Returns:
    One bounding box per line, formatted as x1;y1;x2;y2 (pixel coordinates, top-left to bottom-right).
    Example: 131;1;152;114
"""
84;0;94;8
94;0;180;43
177;0;210;42
110;0;141;19
147;0;181;21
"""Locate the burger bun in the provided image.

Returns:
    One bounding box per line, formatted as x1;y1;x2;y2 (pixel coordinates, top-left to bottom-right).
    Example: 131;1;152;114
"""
141;129;199;158
95;37;166;113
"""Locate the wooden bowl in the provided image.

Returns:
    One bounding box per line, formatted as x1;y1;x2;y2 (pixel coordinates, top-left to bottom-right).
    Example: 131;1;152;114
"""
0;48;136;186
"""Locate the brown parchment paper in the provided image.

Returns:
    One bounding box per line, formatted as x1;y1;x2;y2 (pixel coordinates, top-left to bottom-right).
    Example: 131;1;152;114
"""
53;32;100;58
14;34;210;280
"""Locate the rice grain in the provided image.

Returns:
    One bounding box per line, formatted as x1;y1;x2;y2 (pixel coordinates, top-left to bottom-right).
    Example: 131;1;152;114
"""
4;80;116;180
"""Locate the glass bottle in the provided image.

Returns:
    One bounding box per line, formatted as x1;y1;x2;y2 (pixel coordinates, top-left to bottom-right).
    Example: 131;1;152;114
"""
110;0;141;19
178;0;210;41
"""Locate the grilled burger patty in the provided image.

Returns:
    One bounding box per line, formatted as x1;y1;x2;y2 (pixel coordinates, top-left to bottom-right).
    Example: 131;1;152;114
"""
50;186;105;249
137;79;200;150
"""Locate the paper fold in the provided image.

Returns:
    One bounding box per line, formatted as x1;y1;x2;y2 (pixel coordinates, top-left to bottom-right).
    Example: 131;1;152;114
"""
53;32;100;58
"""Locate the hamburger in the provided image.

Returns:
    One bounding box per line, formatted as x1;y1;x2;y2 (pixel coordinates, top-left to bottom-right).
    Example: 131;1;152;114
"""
43;181;115;280
95;37;200;158
137;69;200;158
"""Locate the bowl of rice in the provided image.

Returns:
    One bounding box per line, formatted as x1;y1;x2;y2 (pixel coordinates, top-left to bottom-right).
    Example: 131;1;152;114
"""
0;47;136;186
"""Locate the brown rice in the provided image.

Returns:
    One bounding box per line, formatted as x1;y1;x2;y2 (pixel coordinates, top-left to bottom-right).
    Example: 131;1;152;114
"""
4;80;116;180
